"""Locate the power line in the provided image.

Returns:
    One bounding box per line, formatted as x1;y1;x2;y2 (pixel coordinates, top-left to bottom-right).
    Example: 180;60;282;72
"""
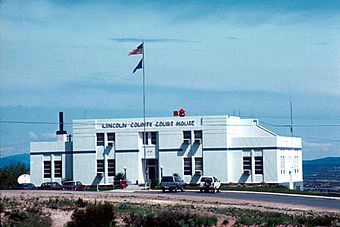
260;121;340;127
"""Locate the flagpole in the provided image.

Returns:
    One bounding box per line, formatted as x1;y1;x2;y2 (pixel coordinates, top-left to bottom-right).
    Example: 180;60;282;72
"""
142;41;147;189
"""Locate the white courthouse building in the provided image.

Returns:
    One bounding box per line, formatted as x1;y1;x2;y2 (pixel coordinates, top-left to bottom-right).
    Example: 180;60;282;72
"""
30;113;303;190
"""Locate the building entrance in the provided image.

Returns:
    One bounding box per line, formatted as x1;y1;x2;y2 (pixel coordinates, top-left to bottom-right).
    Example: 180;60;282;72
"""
146;159;158;186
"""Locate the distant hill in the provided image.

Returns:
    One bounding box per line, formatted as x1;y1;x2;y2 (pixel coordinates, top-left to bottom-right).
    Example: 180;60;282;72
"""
0;153;30;168
303;157;340;165
303;157;340;181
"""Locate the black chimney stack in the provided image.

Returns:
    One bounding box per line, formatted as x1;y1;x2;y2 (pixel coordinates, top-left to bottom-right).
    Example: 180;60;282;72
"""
56;112;67;135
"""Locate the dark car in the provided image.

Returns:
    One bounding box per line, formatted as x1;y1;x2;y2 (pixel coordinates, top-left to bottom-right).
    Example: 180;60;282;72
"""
16;183;36;190
160;175;185;192
40;182;63;190
62;181;86;191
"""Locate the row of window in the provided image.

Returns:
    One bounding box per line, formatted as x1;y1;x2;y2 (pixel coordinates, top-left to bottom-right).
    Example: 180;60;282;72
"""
183;157;203;175
96;133;115;146
44;161;62;178
280;155;299;174
97;159;115;177
243;157;263;174
96;130;204;147
183;130;202;143
142;132;157;145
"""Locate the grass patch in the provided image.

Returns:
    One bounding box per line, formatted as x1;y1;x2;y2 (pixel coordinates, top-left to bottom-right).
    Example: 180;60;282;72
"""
123;208;217;227
208;207;340;226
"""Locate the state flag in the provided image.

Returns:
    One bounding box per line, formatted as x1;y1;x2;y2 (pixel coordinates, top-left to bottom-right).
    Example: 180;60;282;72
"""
133;58;143;73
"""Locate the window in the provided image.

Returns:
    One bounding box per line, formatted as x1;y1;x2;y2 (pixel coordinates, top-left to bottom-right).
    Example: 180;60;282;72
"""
97;160;104;173
183;131;191;140
96;133;104;146
254;157;263;174
280;156;285;174
194;130;202;139
142;132;149;145
184;157;192;175
243;157;251;171
44;161;51;178
194;130;202;143
183;131;191;143
195;157;203;173
294;156;299;173
108;159;115;177
54;160;62;178
107;133;115;146
151;132;157;145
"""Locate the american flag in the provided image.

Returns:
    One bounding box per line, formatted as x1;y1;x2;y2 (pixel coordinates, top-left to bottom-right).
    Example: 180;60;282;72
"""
128;43;143;56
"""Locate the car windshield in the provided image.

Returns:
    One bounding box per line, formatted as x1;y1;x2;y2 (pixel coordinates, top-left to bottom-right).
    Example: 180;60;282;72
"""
200;177;213;183
161;177;174;183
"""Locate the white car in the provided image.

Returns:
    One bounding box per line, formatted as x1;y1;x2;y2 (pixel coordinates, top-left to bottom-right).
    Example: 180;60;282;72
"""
198;176;221;193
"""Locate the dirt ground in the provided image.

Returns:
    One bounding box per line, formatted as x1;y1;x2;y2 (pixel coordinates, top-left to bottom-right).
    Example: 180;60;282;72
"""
1;190;339;227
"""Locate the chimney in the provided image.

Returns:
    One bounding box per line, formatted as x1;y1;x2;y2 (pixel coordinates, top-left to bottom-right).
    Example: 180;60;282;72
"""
56;112;67;142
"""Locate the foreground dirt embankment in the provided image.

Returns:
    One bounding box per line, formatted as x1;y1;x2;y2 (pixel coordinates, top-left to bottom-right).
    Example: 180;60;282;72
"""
1;190;339;227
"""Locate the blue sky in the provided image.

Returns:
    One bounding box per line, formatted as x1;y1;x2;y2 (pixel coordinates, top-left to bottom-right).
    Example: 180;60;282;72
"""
1;0;339;160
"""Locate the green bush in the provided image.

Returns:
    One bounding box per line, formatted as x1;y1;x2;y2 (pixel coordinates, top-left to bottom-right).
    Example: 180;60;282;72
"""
66;202;116;227
0;163;29;189
44;197;74;210
123;208;217;227
5;207;52;227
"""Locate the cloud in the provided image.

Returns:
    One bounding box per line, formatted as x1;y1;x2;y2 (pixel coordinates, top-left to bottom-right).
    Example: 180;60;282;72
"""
111;37;194;43
225;36;238;40
303;140;334;152
315;42;329;46
29;131;38;140
41;132;56;139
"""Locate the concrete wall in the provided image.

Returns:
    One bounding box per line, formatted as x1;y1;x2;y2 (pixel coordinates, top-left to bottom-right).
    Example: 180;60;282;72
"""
30;115;303;188
116;151;139;184
73;153;96;184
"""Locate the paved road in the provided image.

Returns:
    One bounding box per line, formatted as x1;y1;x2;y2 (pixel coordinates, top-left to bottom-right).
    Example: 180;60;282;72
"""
137;190;340;211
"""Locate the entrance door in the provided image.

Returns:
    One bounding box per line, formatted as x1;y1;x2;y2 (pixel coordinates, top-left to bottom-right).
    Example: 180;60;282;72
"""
148;166;156;183
146;159;158;187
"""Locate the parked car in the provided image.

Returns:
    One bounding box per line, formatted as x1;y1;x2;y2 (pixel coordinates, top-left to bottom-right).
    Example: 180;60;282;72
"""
160;175;185;192
62;181;86;191
40;182;63;190
199;176;221;193
16;183;36;190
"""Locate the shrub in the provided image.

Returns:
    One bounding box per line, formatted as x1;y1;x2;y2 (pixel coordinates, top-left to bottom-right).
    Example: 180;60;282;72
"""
123;208;217;227
75;198;87;208
5;207;52;227
66;202;116;227
0;199;4;213
0;163;29;189
45;197;74;210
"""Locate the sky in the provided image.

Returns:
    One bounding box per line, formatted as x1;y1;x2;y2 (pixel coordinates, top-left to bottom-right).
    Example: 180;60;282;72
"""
1;0;340;160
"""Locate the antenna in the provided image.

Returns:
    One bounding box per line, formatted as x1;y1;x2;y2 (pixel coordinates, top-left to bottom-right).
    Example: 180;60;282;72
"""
290;97;293;137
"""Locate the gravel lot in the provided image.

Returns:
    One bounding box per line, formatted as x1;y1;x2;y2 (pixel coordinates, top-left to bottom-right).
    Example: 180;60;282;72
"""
1;190;339;226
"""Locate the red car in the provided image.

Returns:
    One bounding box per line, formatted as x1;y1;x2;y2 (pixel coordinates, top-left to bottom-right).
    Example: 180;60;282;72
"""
40;182;63;190
62;181;86;191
